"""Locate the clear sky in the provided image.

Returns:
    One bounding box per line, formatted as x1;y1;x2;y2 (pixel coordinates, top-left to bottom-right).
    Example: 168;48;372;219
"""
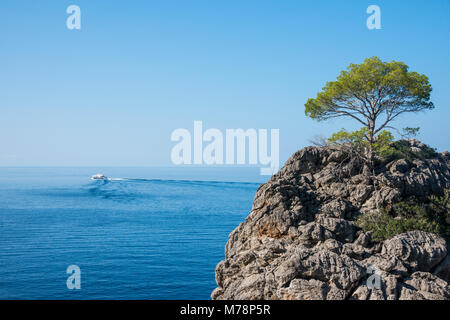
1;0;449;166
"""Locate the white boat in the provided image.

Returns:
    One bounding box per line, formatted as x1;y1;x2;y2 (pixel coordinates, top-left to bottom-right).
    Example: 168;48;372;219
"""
91;174;107;180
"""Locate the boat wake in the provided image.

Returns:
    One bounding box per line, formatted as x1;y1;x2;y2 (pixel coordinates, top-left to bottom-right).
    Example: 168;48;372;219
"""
90;174;259;186
91;174;127;181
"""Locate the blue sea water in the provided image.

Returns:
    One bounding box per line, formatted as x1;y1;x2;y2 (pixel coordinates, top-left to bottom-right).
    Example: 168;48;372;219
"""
0;167;266;299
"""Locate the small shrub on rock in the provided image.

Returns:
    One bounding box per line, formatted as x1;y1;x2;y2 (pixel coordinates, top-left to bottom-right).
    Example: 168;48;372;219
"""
382;140;438;162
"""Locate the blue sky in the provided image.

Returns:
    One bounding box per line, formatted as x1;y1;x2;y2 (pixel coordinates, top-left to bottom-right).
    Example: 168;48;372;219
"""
1;0;449;166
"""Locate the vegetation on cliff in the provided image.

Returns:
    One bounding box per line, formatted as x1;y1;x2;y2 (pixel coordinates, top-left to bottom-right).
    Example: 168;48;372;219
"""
356;189;450;242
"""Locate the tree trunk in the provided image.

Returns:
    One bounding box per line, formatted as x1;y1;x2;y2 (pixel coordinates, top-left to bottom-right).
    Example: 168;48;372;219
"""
364;124;378;201
364;124;375;177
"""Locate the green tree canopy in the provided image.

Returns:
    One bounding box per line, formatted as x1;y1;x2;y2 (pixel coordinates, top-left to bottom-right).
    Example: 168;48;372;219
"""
305;57;433;145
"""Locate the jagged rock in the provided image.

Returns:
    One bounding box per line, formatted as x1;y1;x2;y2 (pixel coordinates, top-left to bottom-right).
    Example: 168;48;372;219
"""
350;184;374;205
350;270;400;300
399;272;450;300
381;231;447;272
359;254;409;277
212;141;450;300
434;254;450;283
354;232;372;247
390;159;410;174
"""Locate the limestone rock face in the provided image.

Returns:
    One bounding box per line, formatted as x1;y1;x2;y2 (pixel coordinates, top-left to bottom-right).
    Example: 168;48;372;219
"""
381;231;447;272
212;140;450;300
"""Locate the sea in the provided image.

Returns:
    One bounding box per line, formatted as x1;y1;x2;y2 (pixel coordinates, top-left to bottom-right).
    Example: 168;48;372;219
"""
0;167;267;299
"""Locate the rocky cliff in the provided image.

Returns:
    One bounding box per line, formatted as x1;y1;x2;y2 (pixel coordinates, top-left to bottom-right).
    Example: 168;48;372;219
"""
212;140;450;300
